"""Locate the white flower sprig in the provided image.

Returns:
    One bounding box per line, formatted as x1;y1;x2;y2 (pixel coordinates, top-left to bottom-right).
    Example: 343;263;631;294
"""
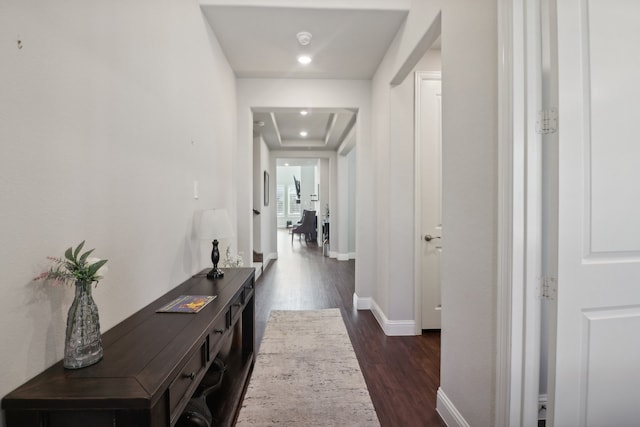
222;246;243;268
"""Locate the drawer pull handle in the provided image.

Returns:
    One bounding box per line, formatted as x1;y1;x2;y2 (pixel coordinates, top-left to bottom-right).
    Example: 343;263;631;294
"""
214;329;224;334
183;372;196;380
233;303;242;308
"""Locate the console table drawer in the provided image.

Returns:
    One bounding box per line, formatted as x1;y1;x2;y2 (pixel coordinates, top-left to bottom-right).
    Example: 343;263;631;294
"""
168;342;206;423
230;290;244;323
209;313;228;358
244;280;254;300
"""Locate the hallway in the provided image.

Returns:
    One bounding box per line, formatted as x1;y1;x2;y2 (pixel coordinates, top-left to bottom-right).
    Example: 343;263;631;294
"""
252;229;445;427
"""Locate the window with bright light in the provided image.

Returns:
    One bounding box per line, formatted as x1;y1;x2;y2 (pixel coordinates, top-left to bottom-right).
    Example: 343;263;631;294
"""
287;186;301;216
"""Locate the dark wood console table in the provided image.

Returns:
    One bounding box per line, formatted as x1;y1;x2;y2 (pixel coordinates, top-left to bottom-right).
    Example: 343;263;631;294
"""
2;267;255;427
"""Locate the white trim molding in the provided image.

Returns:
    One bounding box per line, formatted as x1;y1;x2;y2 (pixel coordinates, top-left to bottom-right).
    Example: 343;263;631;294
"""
336;252;350;261
353;293;372;310
329;252;354;261
252;263;263;280
496;0;516;425
252;252;277;279
370;299;416;336
265;252;277;265
353;294;416;336
496;0;545;425
436;388;471;427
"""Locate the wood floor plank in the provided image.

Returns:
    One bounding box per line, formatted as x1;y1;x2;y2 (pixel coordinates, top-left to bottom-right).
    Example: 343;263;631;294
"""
251;230;446;427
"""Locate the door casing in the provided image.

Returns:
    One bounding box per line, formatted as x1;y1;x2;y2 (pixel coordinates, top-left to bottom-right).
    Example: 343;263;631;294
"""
414;71;443;334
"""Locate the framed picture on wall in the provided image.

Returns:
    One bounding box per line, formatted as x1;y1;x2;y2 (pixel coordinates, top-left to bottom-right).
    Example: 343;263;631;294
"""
264;171;269;206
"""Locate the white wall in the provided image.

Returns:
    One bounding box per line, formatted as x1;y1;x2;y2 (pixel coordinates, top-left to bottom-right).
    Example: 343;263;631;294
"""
347;149;357;255
370;0;442;325
0;0;237;419
253;134;263;252
386;49;442;320
369;0;497;425
319;157;330;242
300;166;316;213
337;127;357;257
382;49;442;321
259;136;273;262
252;133;273;265
439;1;497;425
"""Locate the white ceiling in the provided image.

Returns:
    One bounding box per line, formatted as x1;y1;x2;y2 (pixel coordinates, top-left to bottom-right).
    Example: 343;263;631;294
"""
253;108;356;151
200;1;410;80
201;0;411;151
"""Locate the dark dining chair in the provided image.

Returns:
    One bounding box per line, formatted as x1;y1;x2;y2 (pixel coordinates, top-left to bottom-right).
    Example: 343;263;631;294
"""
292;210;316;243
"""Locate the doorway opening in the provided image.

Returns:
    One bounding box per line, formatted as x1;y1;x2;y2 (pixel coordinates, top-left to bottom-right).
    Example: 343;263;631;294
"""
416;71;442;331
276;159;323;250
252;109;358;271
409;39;442;333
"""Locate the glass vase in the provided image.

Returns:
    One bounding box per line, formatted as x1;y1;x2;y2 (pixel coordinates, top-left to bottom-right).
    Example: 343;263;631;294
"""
64;280;103;369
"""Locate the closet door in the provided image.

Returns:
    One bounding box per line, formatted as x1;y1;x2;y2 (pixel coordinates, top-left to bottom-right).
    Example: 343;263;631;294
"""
548;0;640;425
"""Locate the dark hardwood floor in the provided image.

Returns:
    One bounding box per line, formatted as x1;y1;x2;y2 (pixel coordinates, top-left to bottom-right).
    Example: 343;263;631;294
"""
252;229;445;427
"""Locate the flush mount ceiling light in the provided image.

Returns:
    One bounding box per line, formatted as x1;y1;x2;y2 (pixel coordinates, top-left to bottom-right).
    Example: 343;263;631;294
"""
296;31;312;65
299;131;308;137
300;110;308;116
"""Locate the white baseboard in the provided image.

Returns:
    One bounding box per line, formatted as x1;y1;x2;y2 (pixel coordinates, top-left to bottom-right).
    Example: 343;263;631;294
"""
436;387;470;427
252;262;263;279
353;293;372;310
370;299;416;336
264;252;277;270
328;251;354;261
353;294;416;336
251;253;277;280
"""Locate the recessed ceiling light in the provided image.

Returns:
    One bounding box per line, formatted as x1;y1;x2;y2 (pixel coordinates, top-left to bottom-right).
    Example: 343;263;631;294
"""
299;131;308;137
300;110;308;116
297;55;312;65
285;163;289;166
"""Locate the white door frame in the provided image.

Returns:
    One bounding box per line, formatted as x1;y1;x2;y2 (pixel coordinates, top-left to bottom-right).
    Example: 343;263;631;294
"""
414;71;443;334
496;0;545;425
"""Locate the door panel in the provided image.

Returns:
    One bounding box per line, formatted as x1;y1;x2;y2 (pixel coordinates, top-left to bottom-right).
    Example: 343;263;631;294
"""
588;0;640;254
580;307;640;426
550;0;640;425
419;74;442;330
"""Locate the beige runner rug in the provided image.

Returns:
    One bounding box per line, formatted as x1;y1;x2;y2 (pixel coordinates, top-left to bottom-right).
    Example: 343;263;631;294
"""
236;309;380;426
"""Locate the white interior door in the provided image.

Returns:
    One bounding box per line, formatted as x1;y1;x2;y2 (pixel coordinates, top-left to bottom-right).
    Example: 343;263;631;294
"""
418;73;442;330
548;0;640;425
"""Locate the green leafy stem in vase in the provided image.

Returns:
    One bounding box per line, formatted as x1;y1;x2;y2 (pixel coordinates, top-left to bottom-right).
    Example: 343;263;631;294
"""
34;241;108;286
